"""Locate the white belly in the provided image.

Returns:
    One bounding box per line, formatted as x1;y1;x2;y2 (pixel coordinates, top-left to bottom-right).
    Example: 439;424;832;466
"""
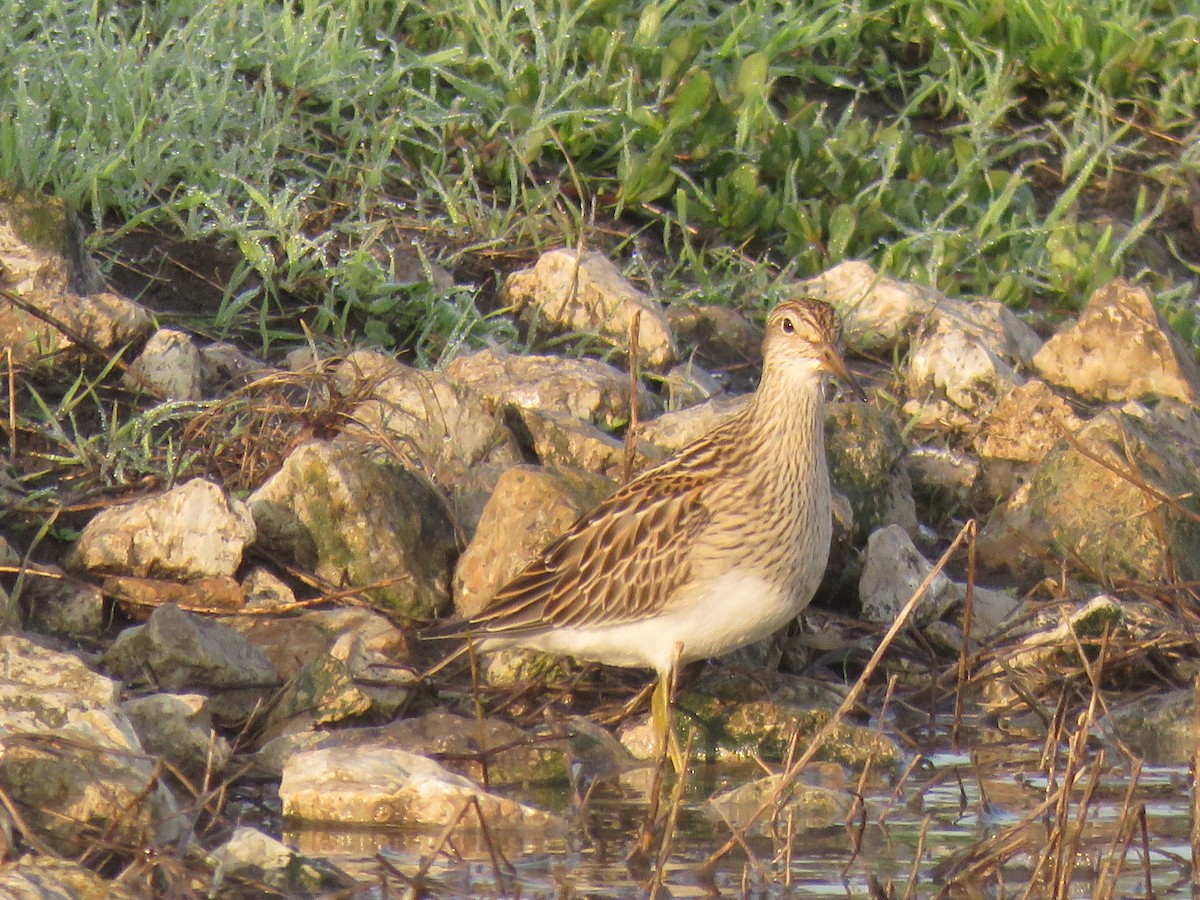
482;569;799;676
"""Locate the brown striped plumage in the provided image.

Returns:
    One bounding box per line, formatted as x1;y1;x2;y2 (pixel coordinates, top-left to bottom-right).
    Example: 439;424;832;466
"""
447;298;851;684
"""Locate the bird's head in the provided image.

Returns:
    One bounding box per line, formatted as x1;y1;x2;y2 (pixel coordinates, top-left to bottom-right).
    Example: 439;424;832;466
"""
762;298;863;397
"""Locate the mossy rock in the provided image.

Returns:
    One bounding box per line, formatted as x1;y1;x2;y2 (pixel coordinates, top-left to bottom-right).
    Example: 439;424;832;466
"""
675;669;901;770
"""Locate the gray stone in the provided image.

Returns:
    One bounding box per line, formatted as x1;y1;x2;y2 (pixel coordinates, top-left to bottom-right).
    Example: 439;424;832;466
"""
503;248;677;369
905;446;980;496
337;350;522;485
454;464;615;617
22;568;104;637
859;525;960;626
241;567;296;609
248;440;456;622
199;341;268;392
210;826;350;894
279;745;563;829
121;692;230;777
445;347;653;429
512;407;664;481
123;328;204;400
69;478;255;580
102;602;277;692
1034;279;1200;403
259;710;566;786
666;303;762;377
663;360;724;410
1100;688;1196;764
642;669;898;768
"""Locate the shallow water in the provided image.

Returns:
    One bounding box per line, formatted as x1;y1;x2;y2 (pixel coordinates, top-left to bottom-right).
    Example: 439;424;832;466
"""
276;746;1196;897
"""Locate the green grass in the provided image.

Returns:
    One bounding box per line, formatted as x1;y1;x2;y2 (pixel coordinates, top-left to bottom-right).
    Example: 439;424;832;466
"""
1;0;1198;357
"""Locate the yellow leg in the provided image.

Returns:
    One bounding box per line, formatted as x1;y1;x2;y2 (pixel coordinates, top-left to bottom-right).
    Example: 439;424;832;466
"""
651;668;685;773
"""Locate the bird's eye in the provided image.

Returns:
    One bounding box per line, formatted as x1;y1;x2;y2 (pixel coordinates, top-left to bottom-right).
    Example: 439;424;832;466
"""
781;317;795;334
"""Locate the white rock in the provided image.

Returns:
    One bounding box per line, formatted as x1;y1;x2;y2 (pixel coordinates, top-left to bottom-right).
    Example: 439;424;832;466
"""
445;347;653;427
124;328;204;400
858;525;960;626
795;260;942;351
279;745;562;829
906;299;1042;417
0;636;180;852
503;248;677;369
336;350;521;485
70;478;255;579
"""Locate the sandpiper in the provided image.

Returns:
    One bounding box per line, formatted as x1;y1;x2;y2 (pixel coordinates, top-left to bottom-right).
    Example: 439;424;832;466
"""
436;298;856;766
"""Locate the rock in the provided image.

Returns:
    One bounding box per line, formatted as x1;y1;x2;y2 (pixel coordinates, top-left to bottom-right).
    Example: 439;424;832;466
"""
69;478;255;580
858;525;959;626
444;348;652;429
511;408;664;481
248;440;456;622
663;360;724;410
1100;688;1196;764
905;446;980;497
260;710;565;786
336;350;522;485
199;341;267;393
454;464;615;617
260;653;372;741
210;826;350;894
825;402;917;538
660;669;899;768
975;379;1084;499
906;299;1042;419
0;191;152;365
121;693;231;777
279;745;563;829
222;606;414;723
242;567;296;609
0;636;179;854
478;646;576;688
979;402;1200;582
22;568;105;637
981;596;1124;706
1033;279;1200;403
0;857;142;900
221;606;408;681
794;260;943;352
503;248;677;370
708;772;851;834
102;602;277;693
639;395;748;453
123;328;204;400
964;586;1024;639
665;303;762;379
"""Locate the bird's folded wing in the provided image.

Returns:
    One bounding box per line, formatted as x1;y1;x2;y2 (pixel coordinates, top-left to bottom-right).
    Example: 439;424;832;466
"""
465;470;712;634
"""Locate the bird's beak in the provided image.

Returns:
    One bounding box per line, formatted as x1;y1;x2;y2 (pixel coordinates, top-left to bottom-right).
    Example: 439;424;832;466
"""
821;347;867;401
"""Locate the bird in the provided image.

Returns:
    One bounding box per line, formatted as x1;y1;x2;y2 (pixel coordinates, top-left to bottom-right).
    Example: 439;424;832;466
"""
433;297;858;768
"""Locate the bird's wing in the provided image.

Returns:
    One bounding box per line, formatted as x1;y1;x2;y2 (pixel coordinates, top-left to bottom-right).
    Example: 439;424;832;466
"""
465;465;713;634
